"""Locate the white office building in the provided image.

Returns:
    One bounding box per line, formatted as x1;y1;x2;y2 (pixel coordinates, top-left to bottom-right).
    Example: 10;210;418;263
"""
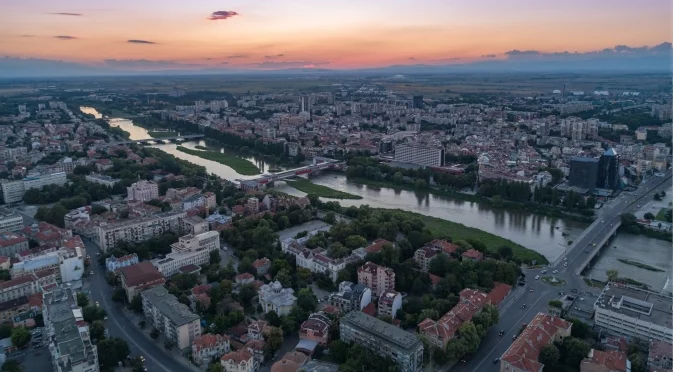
0;209;24;233
151;231;219;277
394;143;445;167
2;173;68;204
593;282;673;344
1;181;25;204
85;173;120;187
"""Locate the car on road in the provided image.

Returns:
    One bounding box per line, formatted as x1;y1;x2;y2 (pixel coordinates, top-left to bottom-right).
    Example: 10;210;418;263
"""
592;243;596;247
564;262;568;267
559;291;565;296
512;334;517;340
534;275;540;280
552;270;558;274
541;270;547;274
571;288;578;293
95;301;99;307
499;330;505;336
529;288;533;292
521;304;526;309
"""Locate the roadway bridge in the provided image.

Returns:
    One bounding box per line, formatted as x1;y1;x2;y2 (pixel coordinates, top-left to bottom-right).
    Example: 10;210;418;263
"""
110;134;204;145
243;157;346;185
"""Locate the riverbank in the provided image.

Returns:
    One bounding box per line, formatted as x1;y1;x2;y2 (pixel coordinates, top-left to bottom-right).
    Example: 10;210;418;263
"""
382;209;549;265
348;177;594;224
175;146;261;176
285;178;362;200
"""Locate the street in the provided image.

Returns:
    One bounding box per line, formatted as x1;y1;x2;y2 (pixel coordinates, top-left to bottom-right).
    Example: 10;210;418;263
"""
83;238;195;372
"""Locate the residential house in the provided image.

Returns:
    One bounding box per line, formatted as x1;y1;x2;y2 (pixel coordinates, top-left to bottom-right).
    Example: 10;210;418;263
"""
299;312;332;345
252;258;271;276
220;349;255;372
365;239;391;255
461;249;483;262
247;320;269;340
191;333;231;366
235;273;254;285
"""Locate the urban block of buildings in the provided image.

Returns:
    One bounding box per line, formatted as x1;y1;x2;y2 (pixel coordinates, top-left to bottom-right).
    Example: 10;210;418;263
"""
151;231;219;277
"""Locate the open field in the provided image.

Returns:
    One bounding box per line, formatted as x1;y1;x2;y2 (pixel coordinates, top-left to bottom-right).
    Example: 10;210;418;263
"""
175;146;261;175
383;209;549;264
285;178;362;200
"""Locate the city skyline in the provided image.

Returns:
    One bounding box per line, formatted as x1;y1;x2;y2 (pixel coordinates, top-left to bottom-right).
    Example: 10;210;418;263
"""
0;0;671;73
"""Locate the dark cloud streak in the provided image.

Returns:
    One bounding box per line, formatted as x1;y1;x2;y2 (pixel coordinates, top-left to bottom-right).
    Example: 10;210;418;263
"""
127;39;157;45
207;11;239;21
49;12;82;16
54;35;77;40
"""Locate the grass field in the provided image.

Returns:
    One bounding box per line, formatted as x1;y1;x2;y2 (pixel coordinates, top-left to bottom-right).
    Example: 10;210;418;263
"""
148;131;178;138
176;146;261;175
655;208;670;221
285;178;362;200
383;209;549;265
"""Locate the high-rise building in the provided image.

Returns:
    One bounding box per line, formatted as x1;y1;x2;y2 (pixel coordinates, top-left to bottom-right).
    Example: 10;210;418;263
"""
394;143;445;167
141;286;202;350
127;180;159;201
340;311;423;372
300;95;313;113
598;148;620;190
568;157;599;191
412;95;424;109
357;262;395;297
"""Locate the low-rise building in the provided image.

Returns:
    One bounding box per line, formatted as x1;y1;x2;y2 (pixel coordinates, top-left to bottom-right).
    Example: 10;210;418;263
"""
252;258;270;276
0;274;40;303
340;311;424;372
258;281;296;316
151;231;219;277
378;289;402;318
0;208;23;233
85;173;120;187
593;282;673;343
141;286;202;350
43;285;100;372
580;349;629;372
191;333;231;366
299;312;332;345
0;232;28;257
500;313;572;372
329;281;372;313
357;262;395;297
461;249;484;262
0;296;30;324
119;261;166;301
220;349;255;372
105;254;139;272
648;339;673;371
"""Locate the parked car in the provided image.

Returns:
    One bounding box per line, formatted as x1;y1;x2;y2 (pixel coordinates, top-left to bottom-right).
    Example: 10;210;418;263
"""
534;275;540;280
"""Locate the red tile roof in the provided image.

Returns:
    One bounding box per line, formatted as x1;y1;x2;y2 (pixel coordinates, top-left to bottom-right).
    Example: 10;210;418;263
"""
0;274;36;290
487;282;512;306
252;258;270;269
236;272;253;280
365;239;391;254
192;284;211;296
429;274;442;286
192;334;229;352
418;288;488;343
461;249;483;260
501;313;572;372
429;239;459;254
0;233;26;247
582;349;628;372
221;349;252;364
120;261;164;287
361;303;376;317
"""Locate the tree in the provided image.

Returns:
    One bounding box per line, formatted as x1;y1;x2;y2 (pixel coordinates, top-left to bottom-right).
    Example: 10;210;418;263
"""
265;326;283;352
393;172;403;184
139;320;146;329
10;327;30;348
0;360;22;372
208;363;223;372
150;328;160;339
265;310;281;327
539;344;560;366
296;288;318;312
164;340;175;350
275;269;292;288
324;212;336;224
497;245;513;260
130;294;143;313
644;212;655;221
76;292;89;307
238;284;257;308
564;337;591;368
606;269;619;282
0;324;13;339
97;338;130;369
414;179;427;190
209;250;221;265
90;320;106;340
112;288;126;302
328;340;351;363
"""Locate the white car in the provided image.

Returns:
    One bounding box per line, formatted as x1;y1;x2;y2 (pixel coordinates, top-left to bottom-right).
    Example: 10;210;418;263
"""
563;257;567;261
552;270;559;274
96;301;99;307
564;262;568;267
534;275;540;280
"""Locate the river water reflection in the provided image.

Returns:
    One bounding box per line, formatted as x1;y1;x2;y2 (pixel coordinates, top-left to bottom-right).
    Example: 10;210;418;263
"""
85;106;656;263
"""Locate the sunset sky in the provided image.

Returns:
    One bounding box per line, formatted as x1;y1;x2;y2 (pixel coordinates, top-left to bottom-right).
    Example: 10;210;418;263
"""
0;0;670;70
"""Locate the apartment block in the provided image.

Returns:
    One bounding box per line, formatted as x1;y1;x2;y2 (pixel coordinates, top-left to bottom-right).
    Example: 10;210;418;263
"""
141;286;202;350
95;210;186;252
24;172;68;191
299;312;332;345
126;180;159;201
0;208;23;233
593;283;673;343
1;180;25;204
340;311;423;372
500;313;572;372
151;231;219;277
357;262;395;297
43;286;100;372
378;290;402;318
0;274;40;303
394;143;444;167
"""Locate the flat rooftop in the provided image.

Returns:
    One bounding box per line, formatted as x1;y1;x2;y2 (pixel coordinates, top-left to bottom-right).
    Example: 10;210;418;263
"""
141;286;199;326
595;283;673;330
342;311;422;351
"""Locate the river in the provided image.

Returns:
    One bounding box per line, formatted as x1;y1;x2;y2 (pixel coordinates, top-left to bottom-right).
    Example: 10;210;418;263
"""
80;106;672;270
